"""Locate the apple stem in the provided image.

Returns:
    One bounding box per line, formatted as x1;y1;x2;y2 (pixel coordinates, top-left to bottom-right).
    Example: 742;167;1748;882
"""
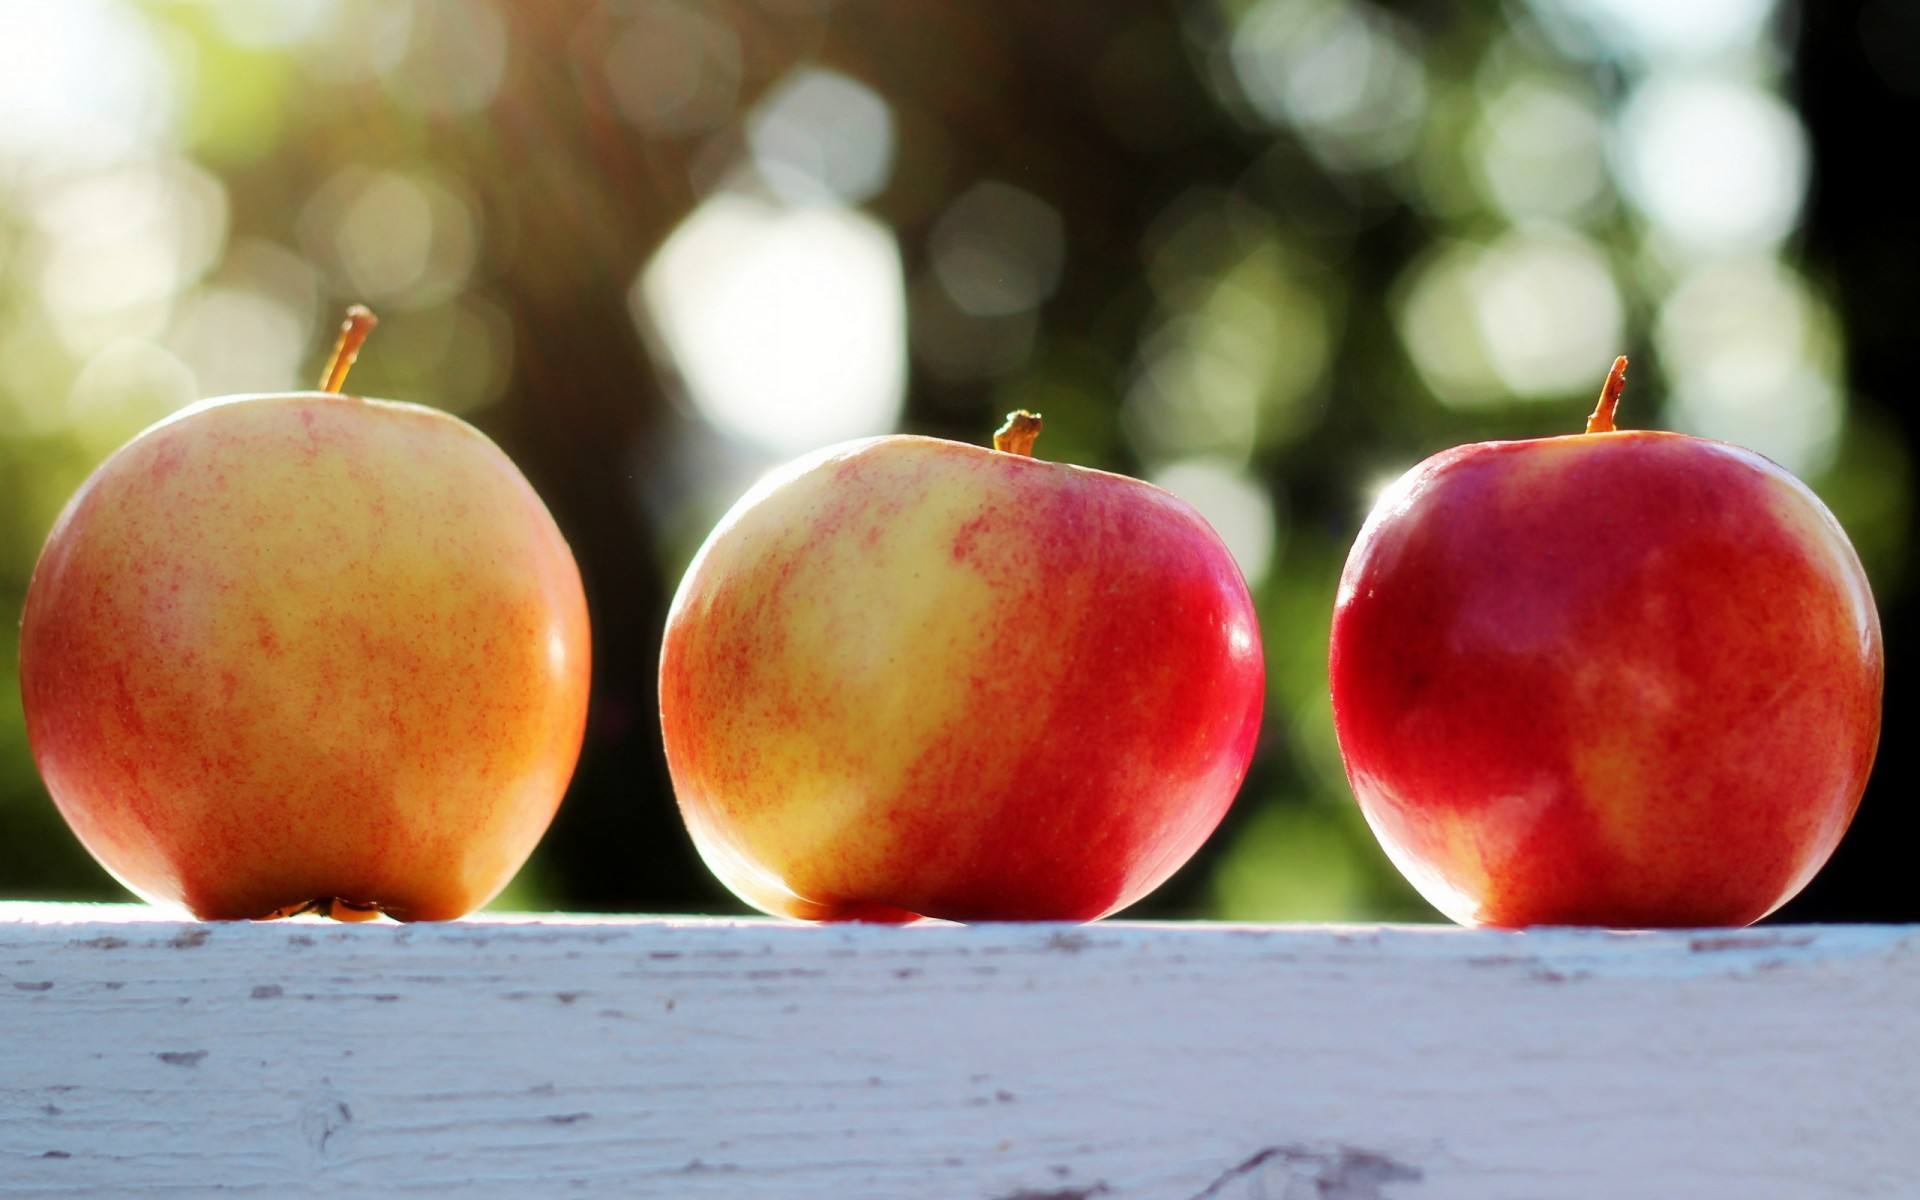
1585;356;1629;434
319;305;379;393
993;410;1043;456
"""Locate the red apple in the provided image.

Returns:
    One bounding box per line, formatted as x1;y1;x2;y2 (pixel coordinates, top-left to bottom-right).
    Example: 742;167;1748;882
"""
1330;359;1882;927
19;308;591;921
659;413;1264;922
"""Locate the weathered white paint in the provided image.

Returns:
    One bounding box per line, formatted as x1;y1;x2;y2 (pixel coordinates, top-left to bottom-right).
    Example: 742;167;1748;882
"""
1;905;1915;1198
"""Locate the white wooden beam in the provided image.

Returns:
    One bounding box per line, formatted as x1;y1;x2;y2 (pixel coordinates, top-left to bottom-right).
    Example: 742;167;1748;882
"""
1;905;1914;1198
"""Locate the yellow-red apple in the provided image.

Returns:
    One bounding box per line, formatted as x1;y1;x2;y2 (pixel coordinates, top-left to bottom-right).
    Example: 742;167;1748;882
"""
660;413;1264;922
1330;359;1882;927
18;309;590;921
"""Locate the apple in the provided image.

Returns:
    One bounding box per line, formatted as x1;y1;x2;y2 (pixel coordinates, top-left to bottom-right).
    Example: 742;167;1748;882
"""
18;308;591;921
1329;358;1882;927
659;412;1264;922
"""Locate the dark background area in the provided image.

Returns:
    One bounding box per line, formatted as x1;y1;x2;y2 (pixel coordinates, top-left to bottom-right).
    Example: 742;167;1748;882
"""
1775;0;1918;920
1;0;1912;921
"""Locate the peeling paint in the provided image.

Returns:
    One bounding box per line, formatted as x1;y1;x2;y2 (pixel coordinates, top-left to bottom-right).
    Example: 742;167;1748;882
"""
302;1099;352;1158
1530;967;1591;984
0;914;1912;1197
1690;933;1816;954
1186;1145;1423;1200
994;1186;1109;1200
155;1051;207;1068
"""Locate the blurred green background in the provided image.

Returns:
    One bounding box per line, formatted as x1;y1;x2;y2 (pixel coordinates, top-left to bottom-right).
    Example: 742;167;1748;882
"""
2;0;1914;921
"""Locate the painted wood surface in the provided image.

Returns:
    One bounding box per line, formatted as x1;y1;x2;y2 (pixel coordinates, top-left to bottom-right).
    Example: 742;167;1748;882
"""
1;905;1915;1198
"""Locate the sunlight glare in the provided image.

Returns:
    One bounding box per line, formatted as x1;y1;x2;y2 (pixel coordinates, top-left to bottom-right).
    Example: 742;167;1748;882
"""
0;0;175;178
1619;77;1807;251
637;193;907;456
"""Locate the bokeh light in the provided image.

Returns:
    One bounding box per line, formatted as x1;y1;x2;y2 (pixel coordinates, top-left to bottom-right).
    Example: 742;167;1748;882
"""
0;0;1912;926
0;0;175;179
1530;0;1775;62
930;182;1065;319
747;66;896;206
379;0;508;116
637;192;906;456
31;159;227;352
1226;0;1428;171
1471;77;1610;223
205;0;337;50
1396;227;1622;406
603;2;742;138
1128;196;1334;463
1618;76;1808;251
1657;258;1844;477
297;167;478;308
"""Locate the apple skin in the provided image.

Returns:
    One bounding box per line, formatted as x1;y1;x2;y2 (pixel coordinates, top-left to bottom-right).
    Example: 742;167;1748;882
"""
18;392;591;921
659;435;1264;922
1330;430;1882;928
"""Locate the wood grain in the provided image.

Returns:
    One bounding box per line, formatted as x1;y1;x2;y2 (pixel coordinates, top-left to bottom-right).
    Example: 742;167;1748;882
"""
1;905;1915;1198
